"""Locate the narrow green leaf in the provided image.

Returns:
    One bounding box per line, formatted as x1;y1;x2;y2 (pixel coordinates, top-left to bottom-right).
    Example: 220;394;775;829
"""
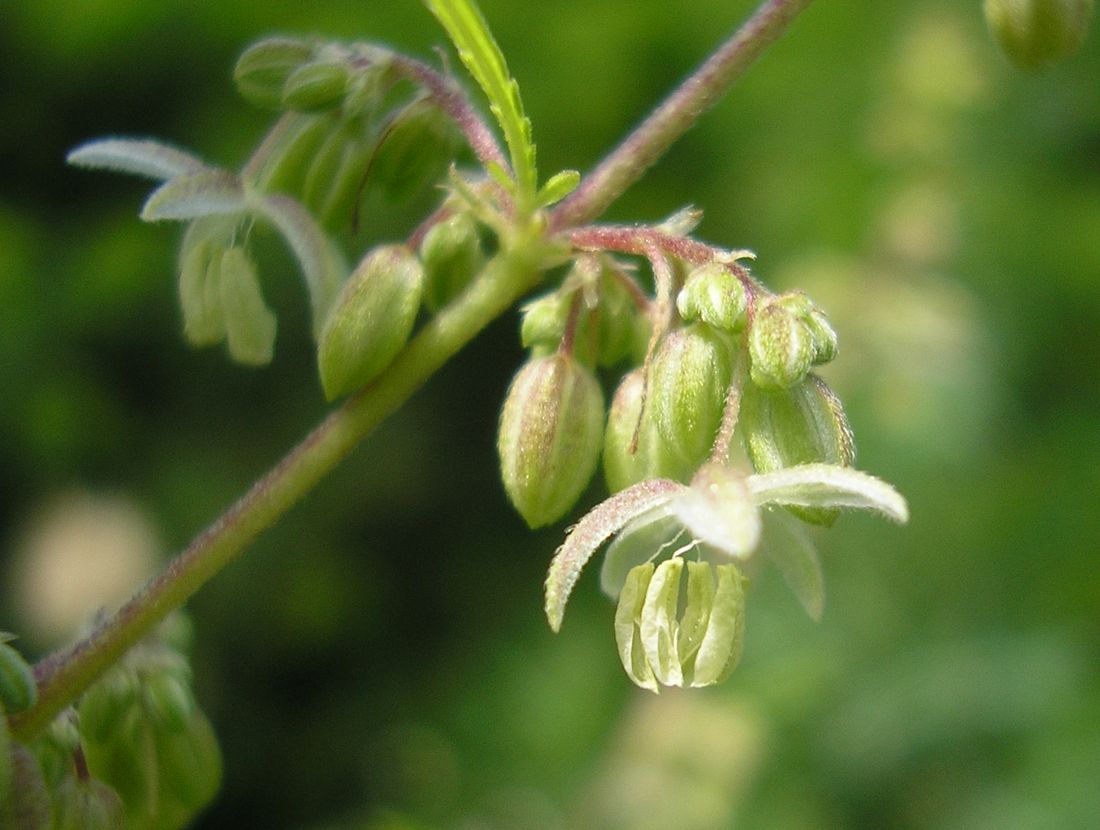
545;478;682;632
424;0;537;197
536;169;580;207
141;170;245;221
67;138;208;181
749;463;909;523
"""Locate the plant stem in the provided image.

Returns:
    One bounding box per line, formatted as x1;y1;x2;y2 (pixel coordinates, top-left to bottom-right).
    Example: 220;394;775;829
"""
551;0;817;229
10;244;543;742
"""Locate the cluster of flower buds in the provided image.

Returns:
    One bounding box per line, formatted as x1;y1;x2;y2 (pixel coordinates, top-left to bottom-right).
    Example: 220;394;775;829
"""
235;37;461;228
1;616;219;828
497;257;651;527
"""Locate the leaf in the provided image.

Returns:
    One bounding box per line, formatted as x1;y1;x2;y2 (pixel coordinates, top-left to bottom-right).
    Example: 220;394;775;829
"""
761;508;825;621
424;0;537;197
536;169;580;207
67;138;208;181
141;170;246;221
544;478;682;632
250;192;347;337
749;463;909;524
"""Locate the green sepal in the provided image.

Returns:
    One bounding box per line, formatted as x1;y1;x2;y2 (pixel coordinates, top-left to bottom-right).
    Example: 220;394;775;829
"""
234;37;316;109
600;507;680;598
77;669;139;745
614;563;658;692
761;508;824;621
141;170;245;222
67;138;208;182
370;100;462;203
253;112;339;198
318;244;425;399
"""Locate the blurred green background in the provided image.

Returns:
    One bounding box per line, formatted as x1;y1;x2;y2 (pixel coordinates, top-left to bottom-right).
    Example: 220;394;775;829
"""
2;0;1099;827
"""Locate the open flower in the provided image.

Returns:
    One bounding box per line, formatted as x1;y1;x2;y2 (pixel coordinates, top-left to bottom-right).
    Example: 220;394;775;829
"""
545;462;908;690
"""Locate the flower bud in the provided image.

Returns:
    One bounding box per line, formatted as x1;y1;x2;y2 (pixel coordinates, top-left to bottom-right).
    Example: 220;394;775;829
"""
497;353;605;527
371;101;460;202
519;292;568;355
603;369;694;493
806;307;838;365
255;112;338;198
615;559;746;691
281;59;351;112
0;640;37;715
676;262;748;333
143;672;195;734
52;776;127;830
234;37;315;110
748;300;814;389
741;373;855;526
648;323;734;470
318;245;424;400
985;0;1093;68
78;669;139;744
419;212;485;312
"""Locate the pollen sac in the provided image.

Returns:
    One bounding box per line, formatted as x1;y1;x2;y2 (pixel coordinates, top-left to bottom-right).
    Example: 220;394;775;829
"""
648;323;734;470
318;245;425;399
615;559;746;691
281;59;351;113
603;369;695;493
419;212;485;312
984;0;1094;68
497;353;605;528
676;262;749;333
748;299;814;389
741;373;856;526
233;37;316;110
0;639;37;715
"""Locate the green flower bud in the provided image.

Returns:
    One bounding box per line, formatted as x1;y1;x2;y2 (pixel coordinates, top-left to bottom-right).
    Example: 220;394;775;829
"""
315;131;378;232
0;640;37;715
281;59;351;112
741;373;855;526
52;776;126;830
519;292;568;354
255;112;340;199
301;125;353;217
142;672;196;734
806;308;838;365
234;37;315;110
371;101;460;202
150;710;223;816
419;212;485;312
219;246;277;366
648;323;734;470
615;559;746;691
318;245;425;400
985;0;1094;68
77;669;139;744
676;262;749;332
748;300;814;389
603;369;694;492
592;269;649;367
497;353;605;528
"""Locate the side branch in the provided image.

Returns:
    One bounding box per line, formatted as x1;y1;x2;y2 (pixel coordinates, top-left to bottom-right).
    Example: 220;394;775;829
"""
551;0;817;229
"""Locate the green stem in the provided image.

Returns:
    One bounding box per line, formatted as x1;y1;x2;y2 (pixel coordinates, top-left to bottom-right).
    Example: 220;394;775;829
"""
551;0;817;229
10;243;543;742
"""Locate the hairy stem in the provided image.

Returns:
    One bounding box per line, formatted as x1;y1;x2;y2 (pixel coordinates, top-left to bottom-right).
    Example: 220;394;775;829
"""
10;243;543;742
551;0;816;229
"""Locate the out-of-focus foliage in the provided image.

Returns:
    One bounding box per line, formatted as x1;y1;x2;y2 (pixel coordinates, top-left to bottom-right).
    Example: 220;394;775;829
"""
1;0;1098;827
